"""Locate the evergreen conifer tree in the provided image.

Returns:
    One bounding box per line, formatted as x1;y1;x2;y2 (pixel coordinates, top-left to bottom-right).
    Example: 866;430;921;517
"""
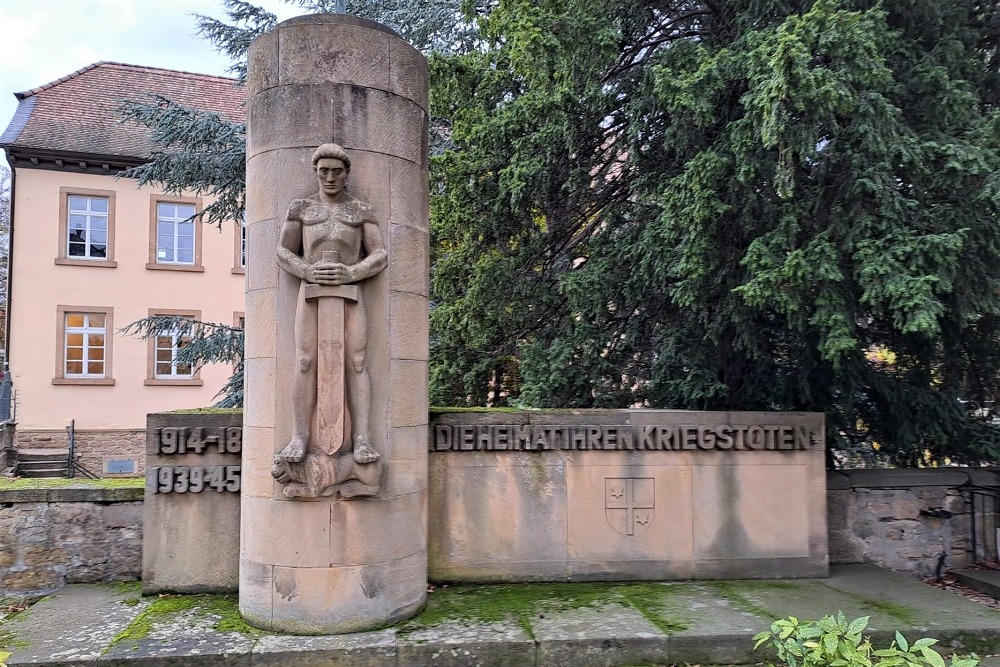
122;0;1000;465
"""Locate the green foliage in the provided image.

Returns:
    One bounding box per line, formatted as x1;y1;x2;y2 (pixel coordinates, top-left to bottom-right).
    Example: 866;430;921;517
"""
119;316;243;408
117;96;245;229
429;0;1000;464
753;613;979;667
119;0;1000;465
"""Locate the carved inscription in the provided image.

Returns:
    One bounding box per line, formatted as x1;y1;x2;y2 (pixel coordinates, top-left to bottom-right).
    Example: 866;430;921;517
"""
153;426;242;494
153;465;242;494
157;427;243;455
433;423;814;452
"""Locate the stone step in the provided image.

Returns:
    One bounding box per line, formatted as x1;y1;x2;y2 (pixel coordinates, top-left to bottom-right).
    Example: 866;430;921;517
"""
17;460;69;470
17;448;70;462
17;469;69;478
953;566;1000;600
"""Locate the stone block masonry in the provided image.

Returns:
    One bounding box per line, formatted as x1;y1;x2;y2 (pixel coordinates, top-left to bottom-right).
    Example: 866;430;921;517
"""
827;468;997;578
0;464;991;597
0;486;144;596
15;429;146;476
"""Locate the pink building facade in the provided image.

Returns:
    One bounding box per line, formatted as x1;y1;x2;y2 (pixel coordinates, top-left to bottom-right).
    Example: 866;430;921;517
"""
1;63;247;475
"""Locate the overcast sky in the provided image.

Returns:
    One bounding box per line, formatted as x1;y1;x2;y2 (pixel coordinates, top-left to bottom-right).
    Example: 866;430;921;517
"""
0;0;305;168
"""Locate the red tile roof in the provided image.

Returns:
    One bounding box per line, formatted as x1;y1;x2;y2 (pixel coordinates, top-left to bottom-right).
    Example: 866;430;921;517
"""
2;62;245;161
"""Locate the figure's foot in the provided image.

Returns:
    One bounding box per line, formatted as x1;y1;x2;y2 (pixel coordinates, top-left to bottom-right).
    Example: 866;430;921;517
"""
278;436;307;463
353;440;380;464
340;480;378;499
271;458;291;484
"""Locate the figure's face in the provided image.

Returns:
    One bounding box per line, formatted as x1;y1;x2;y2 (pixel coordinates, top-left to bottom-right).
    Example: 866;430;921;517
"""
315;158;347;199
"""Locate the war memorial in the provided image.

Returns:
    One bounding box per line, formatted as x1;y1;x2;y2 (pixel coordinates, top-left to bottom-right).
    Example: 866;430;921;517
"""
211;12;827;635
4;11;1000;667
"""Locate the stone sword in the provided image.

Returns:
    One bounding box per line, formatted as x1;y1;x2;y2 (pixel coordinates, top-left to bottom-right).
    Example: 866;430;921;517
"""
303;249;358;456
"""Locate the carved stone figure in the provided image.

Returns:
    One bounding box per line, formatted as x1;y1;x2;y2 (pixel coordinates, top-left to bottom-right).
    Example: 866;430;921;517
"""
271;143;387;499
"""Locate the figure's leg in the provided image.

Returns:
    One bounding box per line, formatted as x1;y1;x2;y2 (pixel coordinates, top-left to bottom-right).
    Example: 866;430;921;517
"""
278;286;318;462
345;297;378;464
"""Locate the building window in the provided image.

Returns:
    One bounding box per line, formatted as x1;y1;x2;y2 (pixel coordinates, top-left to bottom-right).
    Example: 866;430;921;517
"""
155;326;194;379
145;309;203;385
68;196;108;259
233;217;246;275
57;188;117;267
53;306;114;385
157;202;195;264
147;196;203;272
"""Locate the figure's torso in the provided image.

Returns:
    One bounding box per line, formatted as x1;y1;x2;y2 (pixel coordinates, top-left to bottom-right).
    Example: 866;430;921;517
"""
297;197;369;264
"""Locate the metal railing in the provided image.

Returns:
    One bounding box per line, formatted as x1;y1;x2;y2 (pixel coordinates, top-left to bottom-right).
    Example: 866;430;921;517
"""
970;485;1000;569
66;419;99;480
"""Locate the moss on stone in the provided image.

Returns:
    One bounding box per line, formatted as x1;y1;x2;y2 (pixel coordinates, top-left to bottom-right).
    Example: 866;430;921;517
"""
430;406;539;414
0;603;34;650
859;598;917;625
399;582;689;638
706;581;790;620
108;596;200;649
614;583;689;634
107;593;264;651
0;478;144;490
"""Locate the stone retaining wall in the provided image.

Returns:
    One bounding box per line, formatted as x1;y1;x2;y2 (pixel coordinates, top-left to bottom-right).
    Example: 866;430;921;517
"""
0;486;143;596
1;468;996;596
15;429;146;476
827;468;999;578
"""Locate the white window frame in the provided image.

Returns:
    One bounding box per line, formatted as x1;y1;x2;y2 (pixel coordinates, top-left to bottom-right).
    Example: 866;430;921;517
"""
66;195;110;260
155;202;197;265
64;312;107;378
54;307;115;386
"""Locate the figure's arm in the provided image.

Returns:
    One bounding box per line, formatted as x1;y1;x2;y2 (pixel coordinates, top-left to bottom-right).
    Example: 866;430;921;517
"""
351;218;388;282
276;204;310;281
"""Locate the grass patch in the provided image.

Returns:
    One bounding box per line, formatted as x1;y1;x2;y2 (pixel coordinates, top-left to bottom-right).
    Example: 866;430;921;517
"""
0;478;144;490
400;582;689;639
107;594;265;651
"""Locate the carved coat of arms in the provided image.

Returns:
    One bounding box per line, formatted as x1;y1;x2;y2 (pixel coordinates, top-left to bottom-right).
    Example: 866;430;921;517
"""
605;478;654;536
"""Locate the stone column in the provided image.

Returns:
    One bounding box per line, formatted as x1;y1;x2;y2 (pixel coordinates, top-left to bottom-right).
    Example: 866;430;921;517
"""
241;14;429;634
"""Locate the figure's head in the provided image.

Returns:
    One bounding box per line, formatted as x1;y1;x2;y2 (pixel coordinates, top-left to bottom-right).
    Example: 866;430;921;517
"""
311;143;351;173
312;144;350;200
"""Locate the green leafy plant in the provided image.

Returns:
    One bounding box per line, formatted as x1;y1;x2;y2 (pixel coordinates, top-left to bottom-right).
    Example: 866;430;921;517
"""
0;649;10;666
753;613;979;667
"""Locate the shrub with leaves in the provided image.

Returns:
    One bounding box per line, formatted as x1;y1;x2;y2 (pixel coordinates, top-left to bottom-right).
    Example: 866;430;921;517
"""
753;613;979;667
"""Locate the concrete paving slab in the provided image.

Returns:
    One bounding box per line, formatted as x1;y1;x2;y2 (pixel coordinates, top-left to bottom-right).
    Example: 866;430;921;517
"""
251;630;397;667
0;565;997;666
3;585;148;666
397;618;536;666
952;568;1000;600
532;601;668;667
817;564;1000;655
100;605;255;666
716;578;909;631
664;583;771;665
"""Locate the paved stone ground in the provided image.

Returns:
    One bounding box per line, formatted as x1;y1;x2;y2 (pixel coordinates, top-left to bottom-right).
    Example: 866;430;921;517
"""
2;564;999;666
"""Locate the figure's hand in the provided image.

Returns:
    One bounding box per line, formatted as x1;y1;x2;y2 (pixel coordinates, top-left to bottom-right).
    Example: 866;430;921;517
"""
306;262;355;285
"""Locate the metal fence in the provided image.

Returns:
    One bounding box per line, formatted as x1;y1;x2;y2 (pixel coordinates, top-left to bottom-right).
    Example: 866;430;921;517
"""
970;485;1000;569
